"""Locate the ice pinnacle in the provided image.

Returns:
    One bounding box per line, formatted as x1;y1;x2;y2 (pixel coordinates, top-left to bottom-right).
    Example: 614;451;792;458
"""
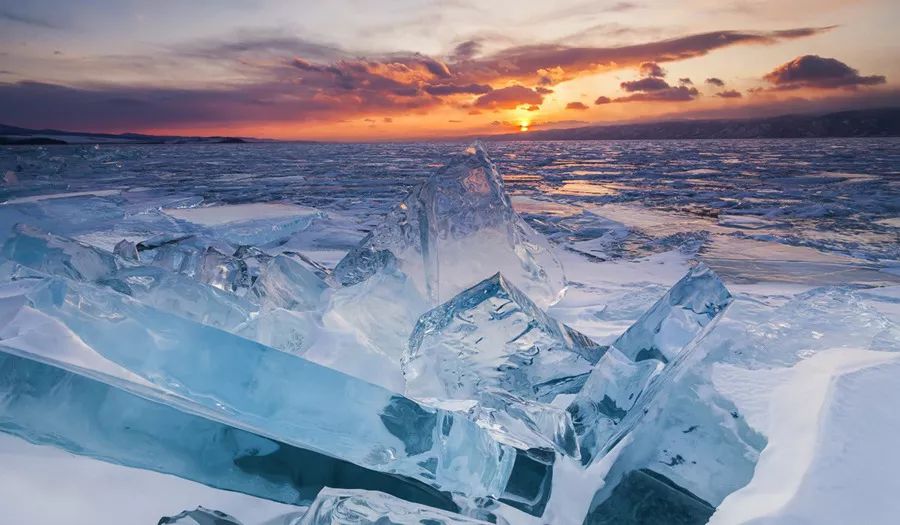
333;143;565;308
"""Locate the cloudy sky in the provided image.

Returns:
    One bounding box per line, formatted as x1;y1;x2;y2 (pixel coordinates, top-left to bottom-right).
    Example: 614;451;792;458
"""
1;0;897;139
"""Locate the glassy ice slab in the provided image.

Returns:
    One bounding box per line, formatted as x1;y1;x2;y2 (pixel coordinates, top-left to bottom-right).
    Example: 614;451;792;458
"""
611;264;733;364
0;272;552;507
583;469;714;525
404;272;604;455
333;143;565;308
568;264;733;464
2;223;120;281
0;351;455;510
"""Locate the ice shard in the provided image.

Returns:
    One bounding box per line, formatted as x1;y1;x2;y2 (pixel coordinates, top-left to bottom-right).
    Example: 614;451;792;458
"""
250;254;329;311
322;267;428;367
0;272;552;507
583;469;714;525
333;143;565;308
403;273;605;455
101;265;256;331
0;352;456;510
568;264;733;464
158;507;243;525
142;236;253;295
2;223;120;281
294;488;490;525
0;227;257;332
113;239;139;261
612;263;733;364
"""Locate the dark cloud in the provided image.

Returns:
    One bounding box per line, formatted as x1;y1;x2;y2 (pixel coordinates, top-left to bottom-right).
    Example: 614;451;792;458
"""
678;77;693;85
0;80;436;130
0;7;63;29
770;26;837;38
606;2;642;12
383;117;393;123
534;86;554;95
415;54;452;78
599;76;701;104
705;77;725;87
763;55;886;90
621;76;670;92
182;31;345;63
457;27;833;84
474;85;543;109
639;61;666;77
423;83;492;96
452;40;482;61
611;85;699;102
566;101;589;110
715;89;743;98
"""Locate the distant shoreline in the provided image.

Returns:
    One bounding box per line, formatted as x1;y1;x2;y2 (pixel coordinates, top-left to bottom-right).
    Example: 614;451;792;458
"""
2;107;899;145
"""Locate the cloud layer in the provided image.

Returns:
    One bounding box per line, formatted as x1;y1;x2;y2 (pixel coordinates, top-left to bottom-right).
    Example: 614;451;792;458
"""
0;24;876;133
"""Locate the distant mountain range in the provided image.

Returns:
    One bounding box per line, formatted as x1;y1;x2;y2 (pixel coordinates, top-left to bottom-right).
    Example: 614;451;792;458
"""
3;107;900;145
0;124;260;145
483;108;900;141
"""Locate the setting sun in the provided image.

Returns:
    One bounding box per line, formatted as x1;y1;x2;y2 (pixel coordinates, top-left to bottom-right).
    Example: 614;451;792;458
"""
519;120;530;132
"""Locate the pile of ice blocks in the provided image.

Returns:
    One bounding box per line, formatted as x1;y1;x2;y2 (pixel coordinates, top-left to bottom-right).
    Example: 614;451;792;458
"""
0;144;743;524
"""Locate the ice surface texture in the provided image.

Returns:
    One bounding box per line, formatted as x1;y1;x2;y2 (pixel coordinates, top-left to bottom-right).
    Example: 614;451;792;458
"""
333;143;565;308
294;488;490;524
569;264;733;464
403;272;604;455
0;272;550;503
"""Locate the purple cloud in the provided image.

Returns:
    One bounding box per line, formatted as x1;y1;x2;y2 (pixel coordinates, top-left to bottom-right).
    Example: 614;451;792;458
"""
763;55;886;89
621;76;670;92
639;61;666;77
474;85;543;109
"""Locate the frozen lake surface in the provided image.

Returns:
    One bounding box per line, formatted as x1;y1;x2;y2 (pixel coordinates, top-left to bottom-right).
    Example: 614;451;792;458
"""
0;139;898;524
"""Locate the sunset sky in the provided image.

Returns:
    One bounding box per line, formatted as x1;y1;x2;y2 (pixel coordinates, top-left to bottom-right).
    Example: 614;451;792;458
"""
1;0;898;140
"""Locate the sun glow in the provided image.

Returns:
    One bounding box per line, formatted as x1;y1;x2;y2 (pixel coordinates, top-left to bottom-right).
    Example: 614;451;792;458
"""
519;120;530;132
